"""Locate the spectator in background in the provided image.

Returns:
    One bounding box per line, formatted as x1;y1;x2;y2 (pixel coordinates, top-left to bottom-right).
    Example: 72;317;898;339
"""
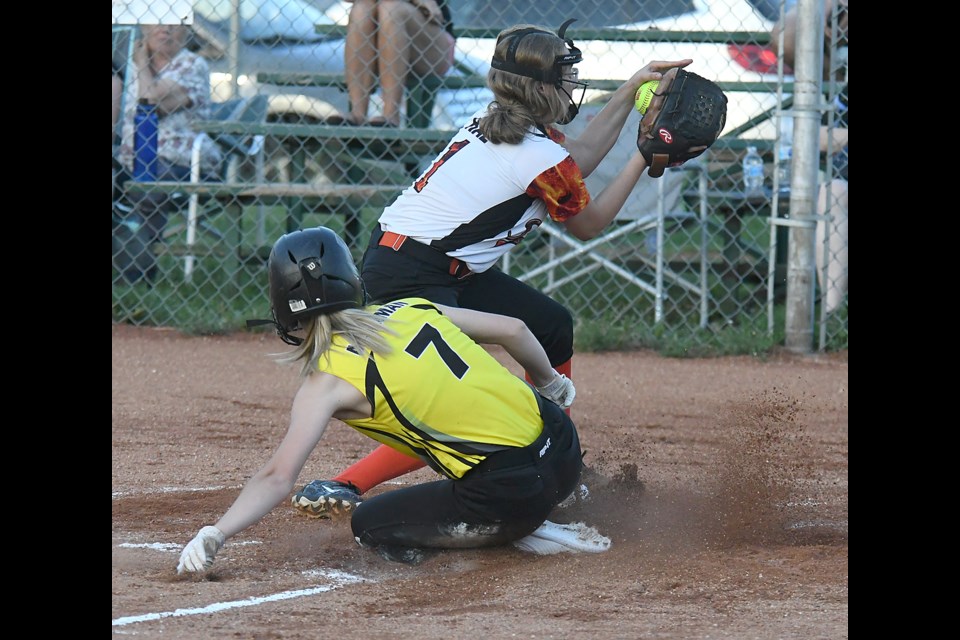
115;24;222;283
343;0;456;127
769;0;847;82
815;83;847;314
112;60;124;143
113;58;127;212
770;0;848;314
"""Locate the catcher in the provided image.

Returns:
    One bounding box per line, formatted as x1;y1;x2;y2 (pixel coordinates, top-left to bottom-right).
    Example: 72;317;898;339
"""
289;21;726;519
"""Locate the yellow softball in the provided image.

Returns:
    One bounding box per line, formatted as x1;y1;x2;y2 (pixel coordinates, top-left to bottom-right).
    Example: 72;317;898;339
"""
634;80;660;115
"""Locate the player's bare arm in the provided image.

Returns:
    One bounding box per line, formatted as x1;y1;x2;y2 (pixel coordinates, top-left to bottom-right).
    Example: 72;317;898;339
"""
206;373;353;540
437;304;556;388
563;152;648;241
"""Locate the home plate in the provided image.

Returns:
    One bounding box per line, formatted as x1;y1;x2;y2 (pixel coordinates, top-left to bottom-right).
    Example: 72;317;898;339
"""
513;520;611;555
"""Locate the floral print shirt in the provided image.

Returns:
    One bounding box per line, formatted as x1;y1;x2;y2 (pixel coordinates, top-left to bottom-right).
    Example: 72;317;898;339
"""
118;49;222;175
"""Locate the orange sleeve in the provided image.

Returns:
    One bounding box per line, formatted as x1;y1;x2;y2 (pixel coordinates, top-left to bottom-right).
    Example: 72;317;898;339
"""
545;127;566;144
525;156;590;223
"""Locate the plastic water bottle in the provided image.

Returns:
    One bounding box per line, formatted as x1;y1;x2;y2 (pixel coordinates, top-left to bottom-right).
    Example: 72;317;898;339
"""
742;145;763;194
133;99;159;181
777;116;793;194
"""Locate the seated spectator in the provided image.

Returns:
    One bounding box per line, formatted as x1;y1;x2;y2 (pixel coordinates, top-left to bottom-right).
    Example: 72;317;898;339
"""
114;24;222;283
769;0;847;82
113;58;127;219
112;60;124;143
770;0;848;314
816;83;847;315
343;0;456;127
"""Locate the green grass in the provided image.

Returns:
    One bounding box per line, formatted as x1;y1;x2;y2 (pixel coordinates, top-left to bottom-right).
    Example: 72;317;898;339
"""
114;199;846;355
574;304;783;357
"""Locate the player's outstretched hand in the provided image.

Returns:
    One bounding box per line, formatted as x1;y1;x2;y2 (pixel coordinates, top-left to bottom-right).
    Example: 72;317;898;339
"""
536;372;576;409
177;525;226;574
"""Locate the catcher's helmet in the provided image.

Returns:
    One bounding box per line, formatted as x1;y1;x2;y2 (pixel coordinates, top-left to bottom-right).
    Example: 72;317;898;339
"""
261;227;364;345
491;19;584;87
490;19;588;123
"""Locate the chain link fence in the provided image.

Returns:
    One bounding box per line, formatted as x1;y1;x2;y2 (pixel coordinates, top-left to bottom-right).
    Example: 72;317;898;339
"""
112;0;847;353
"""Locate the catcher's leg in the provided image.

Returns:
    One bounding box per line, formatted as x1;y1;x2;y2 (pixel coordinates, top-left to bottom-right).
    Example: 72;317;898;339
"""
816;178;848;314
293;445;427;517
460;270;575;413
459;270;574;367
334;444;426;494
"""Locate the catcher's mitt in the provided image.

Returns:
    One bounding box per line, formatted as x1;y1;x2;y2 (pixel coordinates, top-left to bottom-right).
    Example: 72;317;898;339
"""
636;68;728;177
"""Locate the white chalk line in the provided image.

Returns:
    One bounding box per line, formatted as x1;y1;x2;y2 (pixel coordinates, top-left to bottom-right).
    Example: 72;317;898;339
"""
787;520;848;531
118;540;262;553
112;484;243;499
112;569;367;627
113;480;414;499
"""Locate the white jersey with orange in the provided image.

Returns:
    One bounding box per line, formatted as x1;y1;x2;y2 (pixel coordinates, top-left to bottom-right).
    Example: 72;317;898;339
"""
378;109;590;273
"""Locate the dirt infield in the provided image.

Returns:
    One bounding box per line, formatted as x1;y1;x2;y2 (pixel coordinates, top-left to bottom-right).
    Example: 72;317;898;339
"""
112;324;848;639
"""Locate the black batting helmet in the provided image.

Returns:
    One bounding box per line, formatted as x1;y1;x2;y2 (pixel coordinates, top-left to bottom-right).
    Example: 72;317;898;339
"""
260;227;364;345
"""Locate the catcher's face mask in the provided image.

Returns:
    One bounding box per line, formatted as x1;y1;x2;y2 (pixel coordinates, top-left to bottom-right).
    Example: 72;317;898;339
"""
490;18;590;123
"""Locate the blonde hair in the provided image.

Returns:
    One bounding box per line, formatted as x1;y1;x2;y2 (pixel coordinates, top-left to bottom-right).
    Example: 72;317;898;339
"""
480;25;571;144
273;308;395;378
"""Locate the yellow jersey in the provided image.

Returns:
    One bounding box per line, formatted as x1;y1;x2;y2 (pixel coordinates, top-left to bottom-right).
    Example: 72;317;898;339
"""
316;298;544;479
